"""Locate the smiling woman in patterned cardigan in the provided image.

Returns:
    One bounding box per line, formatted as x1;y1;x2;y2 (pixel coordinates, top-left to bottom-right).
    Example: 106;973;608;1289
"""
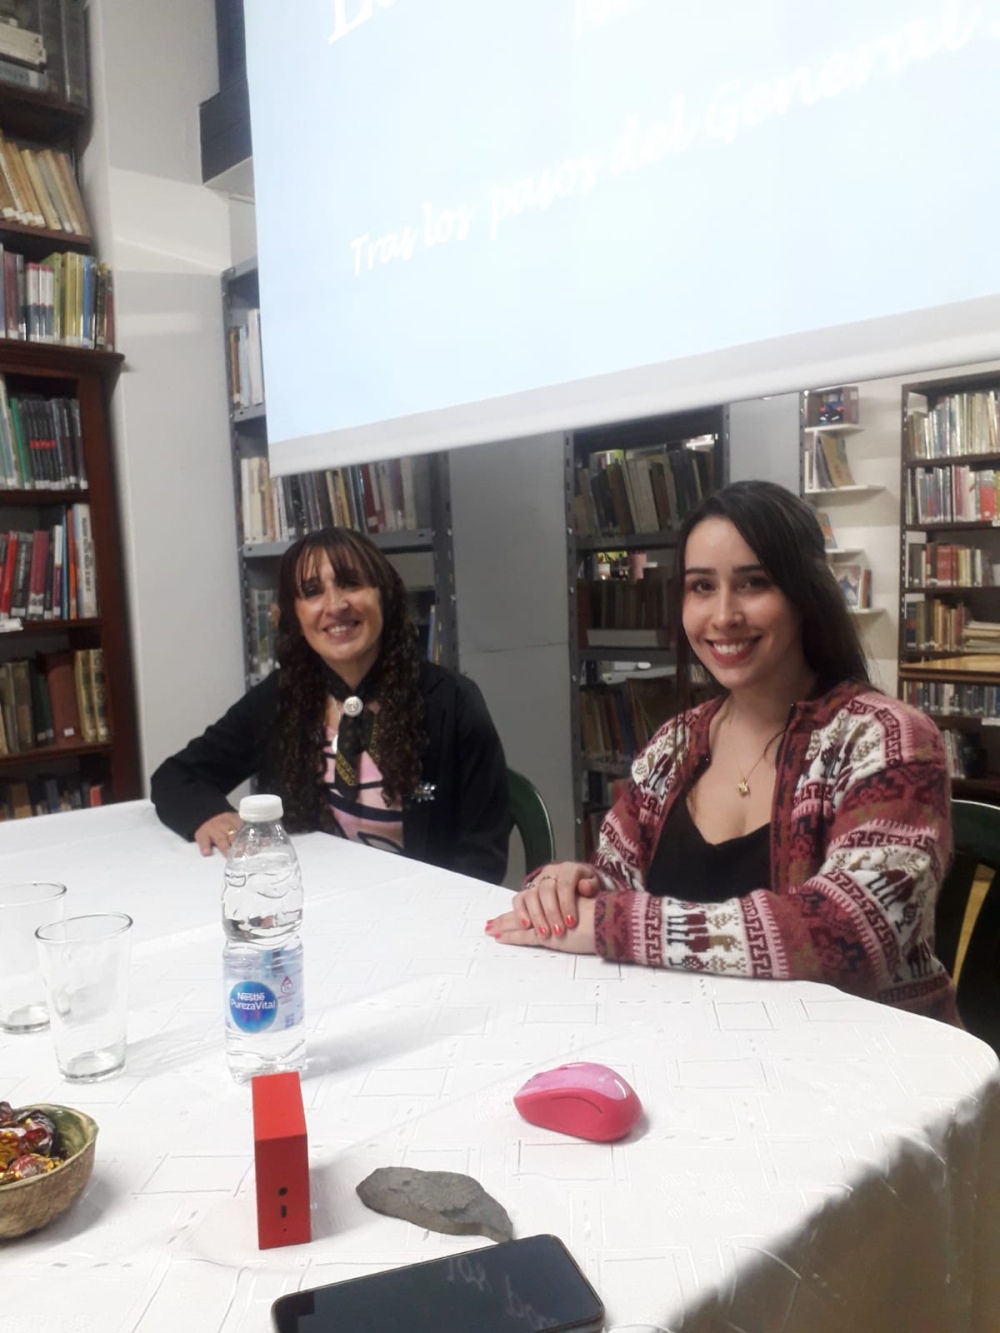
488;481;958;1025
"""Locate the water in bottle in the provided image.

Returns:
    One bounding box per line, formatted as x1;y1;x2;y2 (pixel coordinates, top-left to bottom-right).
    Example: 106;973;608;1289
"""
222;793;305;1082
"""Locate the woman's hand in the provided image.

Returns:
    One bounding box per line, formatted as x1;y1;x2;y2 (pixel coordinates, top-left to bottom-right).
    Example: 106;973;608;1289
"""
485;860;600;945
486;896;597;954
193;812;240;857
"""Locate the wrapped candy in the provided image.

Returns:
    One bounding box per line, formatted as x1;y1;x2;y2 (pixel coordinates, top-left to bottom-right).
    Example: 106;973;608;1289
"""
0;1102;66;1183
3;1153;59;1181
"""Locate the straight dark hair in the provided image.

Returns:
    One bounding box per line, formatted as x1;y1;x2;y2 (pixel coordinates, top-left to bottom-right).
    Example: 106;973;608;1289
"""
672;480;872;713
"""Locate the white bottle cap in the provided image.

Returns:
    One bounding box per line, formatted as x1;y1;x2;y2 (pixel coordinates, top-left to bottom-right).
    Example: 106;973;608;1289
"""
238;794;284;823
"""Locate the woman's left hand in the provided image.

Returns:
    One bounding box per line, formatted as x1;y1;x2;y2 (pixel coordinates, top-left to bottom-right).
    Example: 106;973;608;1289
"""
486;898;597;954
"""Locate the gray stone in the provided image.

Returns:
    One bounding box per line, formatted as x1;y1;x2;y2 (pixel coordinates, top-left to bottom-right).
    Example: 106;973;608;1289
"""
356;1166;514;1243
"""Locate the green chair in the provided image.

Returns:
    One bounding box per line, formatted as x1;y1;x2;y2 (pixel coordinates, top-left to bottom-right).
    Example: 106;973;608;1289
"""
508;768;555;873
937;799;1000;1056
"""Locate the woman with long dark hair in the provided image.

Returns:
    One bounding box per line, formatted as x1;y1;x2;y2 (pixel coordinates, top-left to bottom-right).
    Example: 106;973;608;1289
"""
488;481;958;1022
152;527;510;883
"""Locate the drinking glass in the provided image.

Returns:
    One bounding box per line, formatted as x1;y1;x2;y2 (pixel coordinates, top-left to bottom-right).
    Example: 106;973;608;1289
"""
0;882;68;1032
35;912;133;1081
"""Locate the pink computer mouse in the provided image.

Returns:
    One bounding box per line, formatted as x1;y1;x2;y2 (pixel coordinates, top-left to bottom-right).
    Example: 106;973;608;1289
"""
514;1062;642;1142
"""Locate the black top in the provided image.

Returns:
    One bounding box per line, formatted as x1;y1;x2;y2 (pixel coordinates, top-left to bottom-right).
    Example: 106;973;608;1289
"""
149;661;511;885
646;792;770;902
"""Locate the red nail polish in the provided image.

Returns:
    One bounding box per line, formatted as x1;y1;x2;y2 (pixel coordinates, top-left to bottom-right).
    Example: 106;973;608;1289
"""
565;915;576;927
484;920;493;932
553;924;563;937
538;926;549;938
520;917;530;929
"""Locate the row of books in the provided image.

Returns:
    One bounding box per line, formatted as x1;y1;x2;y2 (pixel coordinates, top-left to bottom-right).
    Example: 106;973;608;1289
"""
0;508;98;621
906;543;997;588
901;680;1000;719
577;569;672;642
0;131;89;236
0;246;115;348
0;385;86;489
0;648;109;756
571;441;716;538
902;597;973;652
579;676;678;767
803;434;856;491
240;453;434;546
907;466;1000;524
228;308;263;410
906;390;1000;460
0;776;108;821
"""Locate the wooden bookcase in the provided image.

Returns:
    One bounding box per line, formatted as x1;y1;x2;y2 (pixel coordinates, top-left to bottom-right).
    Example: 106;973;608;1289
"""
221;259;458;686
897;369;1000;802
0;85;139;815
565;405;729;857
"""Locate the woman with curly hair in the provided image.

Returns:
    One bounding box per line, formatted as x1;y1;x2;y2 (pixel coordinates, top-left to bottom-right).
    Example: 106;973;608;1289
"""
151;527;510;883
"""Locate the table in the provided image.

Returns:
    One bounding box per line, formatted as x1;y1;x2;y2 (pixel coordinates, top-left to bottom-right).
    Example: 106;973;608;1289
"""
1;802;998;1333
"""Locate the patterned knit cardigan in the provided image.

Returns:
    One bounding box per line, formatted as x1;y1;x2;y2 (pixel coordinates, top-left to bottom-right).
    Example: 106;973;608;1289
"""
593;682;960;1024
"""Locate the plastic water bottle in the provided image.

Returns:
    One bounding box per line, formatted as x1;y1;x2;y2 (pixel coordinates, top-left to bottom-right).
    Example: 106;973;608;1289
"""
222;793;305;1083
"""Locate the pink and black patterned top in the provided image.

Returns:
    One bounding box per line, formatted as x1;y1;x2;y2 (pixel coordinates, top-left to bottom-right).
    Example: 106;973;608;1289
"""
322;728;404;856
591;682;960;1024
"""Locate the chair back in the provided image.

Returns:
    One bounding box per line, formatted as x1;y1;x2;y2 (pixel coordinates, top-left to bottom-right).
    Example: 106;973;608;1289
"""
508;769;555;873
938;799;1000;1055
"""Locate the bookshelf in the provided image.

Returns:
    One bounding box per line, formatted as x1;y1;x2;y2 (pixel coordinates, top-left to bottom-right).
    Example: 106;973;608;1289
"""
221;259;458;686
898;370;1000;800
800;385;884;616
0;79;139;818
565;405;729;858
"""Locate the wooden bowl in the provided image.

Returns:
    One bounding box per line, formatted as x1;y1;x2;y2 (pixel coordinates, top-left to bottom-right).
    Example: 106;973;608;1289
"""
0;1104;99;1239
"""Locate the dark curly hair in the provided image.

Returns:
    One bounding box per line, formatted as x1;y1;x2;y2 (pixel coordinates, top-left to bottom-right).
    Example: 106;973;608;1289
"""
273;527;427;830
672;480;872;714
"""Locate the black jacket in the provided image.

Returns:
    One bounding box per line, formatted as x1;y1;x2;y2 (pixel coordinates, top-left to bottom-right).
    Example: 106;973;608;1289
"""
150;662;510;884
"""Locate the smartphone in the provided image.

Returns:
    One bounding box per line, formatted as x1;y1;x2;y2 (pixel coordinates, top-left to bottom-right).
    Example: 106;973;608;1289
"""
270;1233;605;1333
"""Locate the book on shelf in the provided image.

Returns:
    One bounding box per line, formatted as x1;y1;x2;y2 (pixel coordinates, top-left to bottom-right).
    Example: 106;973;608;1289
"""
838;563;864;608
39;648;79;741
815;509;837;550
816;434;856;488
73;645;96;742
0;1;88;109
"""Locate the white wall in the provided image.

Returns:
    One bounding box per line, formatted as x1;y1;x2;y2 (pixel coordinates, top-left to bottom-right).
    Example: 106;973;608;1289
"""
84;0;244;785
450;434;574;884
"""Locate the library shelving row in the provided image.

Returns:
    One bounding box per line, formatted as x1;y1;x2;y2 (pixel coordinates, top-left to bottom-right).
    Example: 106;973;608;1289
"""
565;405;729;857
221;259;458;687
0;81;138;821
898;370;1000;800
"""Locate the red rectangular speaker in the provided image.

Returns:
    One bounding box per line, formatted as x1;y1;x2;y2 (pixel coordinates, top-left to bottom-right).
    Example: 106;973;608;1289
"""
251;1070;311;1249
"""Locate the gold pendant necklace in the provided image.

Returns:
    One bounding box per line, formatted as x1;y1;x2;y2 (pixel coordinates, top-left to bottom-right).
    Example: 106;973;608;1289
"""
728;708;784;798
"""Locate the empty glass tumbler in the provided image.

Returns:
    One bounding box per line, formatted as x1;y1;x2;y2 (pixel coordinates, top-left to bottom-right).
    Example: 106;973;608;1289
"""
35;911;133;1081
0;882;68;1032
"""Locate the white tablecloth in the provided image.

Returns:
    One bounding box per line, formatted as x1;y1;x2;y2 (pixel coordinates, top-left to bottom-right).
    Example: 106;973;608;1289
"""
0;802;997;1333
